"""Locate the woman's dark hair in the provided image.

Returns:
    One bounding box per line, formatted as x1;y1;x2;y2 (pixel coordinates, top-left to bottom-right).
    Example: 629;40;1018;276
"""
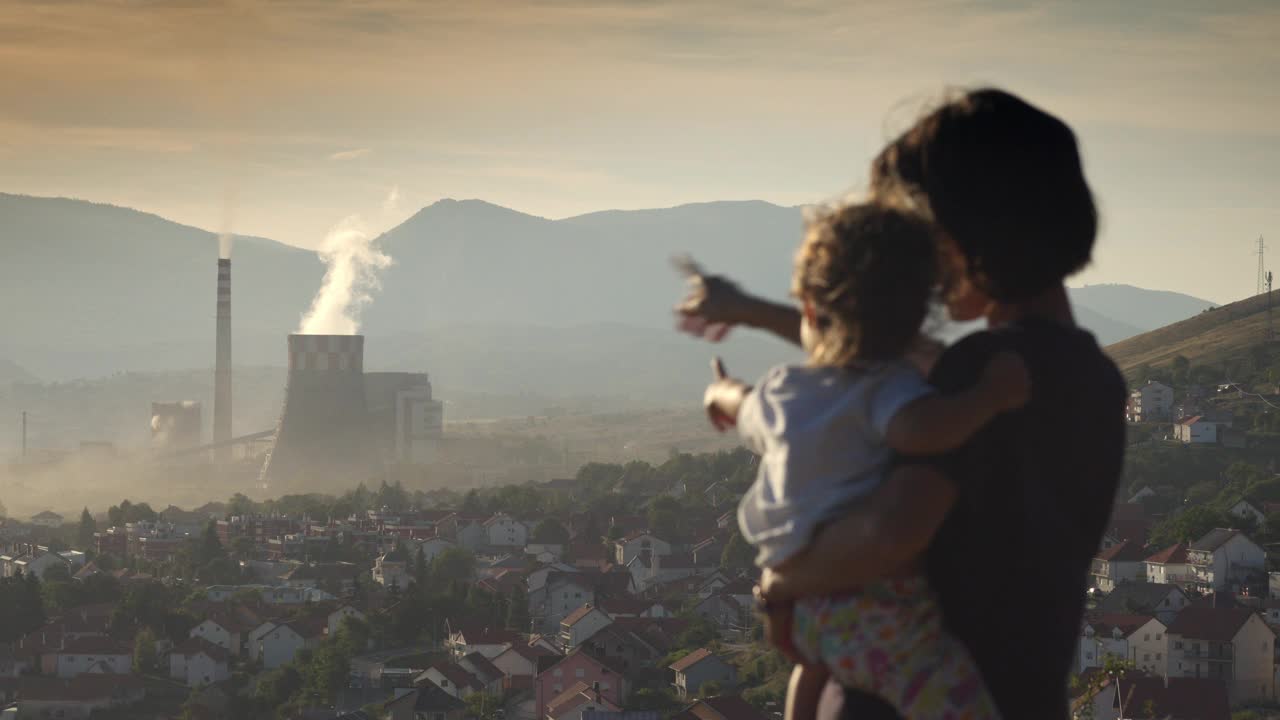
794;202;937;366
871;88;1097;303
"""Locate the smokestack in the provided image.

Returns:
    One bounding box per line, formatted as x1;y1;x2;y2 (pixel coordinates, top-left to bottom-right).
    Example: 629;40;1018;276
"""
259;334;373;489
214;258;232;454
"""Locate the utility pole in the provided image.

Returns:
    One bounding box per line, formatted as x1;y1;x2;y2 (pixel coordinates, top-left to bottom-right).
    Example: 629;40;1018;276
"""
1259;236;1268;296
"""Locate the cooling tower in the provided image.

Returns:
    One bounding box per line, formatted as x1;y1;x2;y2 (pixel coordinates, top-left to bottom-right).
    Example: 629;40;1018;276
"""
213;258;232;453
259;334;375;489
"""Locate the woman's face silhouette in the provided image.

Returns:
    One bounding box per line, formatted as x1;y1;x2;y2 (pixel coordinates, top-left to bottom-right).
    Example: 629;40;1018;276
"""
937;233;991;323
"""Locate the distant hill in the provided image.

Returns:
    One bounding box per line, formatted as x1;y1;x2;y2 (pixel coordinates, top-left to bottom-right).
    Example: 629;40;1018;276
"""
0;358;36;385
1069;284;1215;333
0;192;1225;447
1106;292;1269;376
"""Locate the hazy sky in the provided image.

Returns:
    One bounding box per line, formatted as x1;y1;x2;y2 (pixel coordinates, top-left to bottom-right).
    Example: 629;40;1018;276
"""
2;0;1278;304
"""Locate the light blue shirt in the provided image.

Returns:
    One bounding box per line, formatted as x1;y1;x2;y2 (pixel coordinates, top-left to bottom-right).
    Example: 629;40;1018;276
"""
736;362;933;568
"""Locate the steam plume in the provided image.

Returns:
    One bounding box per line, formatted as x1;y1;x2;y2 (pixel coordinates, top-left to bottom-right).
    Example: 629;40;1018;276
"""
297;216;393;335
218;233;234;260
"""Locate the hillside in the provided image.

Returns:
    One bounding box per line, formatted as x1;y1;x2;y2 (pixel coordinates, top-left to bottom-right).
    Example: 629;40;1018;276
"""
1106;291;1271;376
1070;284;1215;331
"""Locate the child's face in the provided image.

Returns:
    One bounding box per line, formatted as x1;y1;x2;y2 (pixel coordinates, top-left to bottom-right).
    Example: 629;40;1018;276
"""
799;299;821;357
938;234;991;322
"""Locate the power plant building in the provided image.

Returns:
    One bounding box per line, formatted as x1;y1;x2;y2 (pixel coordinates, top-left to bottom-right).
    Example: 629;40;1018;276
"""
259;335;444;489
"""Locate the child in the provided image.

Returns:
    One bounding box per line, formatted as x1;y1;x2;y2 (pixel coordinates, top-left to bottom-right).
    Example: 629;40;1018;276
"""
703;202;1026;720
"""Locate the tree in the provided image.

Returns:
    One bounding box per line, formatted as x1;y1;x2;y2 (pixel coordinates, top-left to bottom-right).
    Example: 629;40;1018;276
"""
1148;506;1234;550
0;499;6;518
77;508;97;549
134;627;158;673
626;688;681;714
531;519;570;545
231;535;256;562
461;489;484;515
648;496;682;539
720;532;754;575
195;520;226;567
432;547;476;585
699;680;723;698
507;585;531;632
42;562;71;585
227;493;255;517
413;546;429;587
465;692;503;720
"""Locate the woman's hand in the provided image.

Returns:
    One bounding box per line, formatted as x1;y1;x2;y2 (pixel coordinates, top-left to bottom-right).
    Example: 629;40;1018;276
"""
704;357;751;432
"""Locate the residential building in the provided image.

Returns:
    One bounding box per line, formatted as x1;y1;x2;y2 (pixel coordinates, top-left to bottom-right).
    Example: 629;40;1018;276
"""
535;649;627;720
1186;529;1266;594
1143;543;1192;586
671;695;768;720
670;648;737;699
493;643;560;683
169;638;231;687
1129;381;1173;422
613;533;672;566
1166;606;1275;703
484;514;529;549
30;511;63;529
2;674;146;720
1174;416;1218;444
189;616;248;656
374;546;412;588
1094;582;1191;626
1077;615;1168;677
50;636;132;678
418;663;484;699
446;621;519;660
1074;676;1229;720
1228;499;1268;530
1091;541;1148;592
327;605;368;636
258;618;325;669
561;605;614;651
536;573;596;634
547;681;623;720
384;685;467;720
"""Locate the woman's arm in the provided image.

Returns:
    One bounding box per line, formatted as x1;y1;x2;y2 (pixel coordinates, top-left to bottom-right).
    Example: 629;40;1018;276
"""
760;464;957;600
676;273;802;346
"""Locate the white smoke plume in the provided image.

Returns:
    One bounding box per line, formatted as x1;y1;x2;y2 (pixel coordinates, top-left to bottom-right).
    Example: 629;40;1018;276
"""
382;185;401;214
297;216;393;335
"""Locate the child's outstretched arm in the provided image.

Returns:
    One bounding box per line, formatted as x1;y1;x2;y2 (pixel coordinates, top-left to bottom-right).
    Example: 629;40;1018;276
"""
883;351;1029;455
703;357;752;432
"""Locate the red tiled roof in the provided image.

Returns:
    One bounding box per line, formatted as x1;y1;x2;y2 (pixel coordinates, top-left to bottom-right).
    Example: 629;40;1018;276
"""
1105;504;1153;545
563;604;607;627
1096;539;1149;563
173;637;231;663
682;695;769;720
427;662;483;691
462;652;503;681
55;635;130;656
1113;677;1229;720
1144;542;1189;565
1085;613;1155;638
669;647;716;672
1167;607;1257;642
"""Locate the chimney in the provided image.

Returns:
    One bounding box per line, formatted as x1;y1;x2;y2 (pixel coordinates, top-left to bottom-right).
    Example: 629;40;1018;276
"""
214;258;232;455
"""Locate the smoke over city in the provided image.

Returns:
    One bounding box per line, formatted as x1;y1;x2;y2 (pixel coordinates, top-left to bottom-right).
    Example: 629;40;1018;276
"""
297;215;393;335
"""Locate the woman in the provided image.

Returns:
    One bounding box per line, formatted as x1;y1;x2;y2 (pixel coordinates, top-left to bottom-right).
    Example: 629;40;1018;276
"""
678;88;1127;718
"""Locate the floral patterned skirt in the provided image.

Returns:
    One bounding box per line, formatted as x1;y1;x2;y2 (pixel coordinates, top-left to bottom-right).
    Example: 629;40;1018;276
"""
792;575;1000;720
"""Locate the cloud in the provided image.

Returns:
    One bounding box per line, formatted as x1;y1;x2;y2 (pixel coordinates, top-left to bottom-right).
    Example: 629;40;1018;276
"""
328;148;371;161
381;184;400;213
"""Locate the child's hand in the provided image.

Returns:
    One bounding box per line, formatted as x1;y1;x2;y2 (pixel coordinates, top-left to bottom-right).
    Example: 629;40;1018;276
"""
980;350;1031;412
704;357;751;432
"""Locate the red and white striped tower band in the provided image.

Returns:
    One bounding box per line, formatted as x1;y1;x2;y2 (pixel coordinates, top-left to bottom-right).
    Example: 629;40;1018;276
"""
213;259;232;455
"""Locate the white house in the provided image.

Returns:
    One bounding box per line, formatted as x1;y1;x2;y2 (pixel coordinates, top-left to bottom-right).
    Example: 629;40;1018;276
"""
1129;381;1173;422
418;662;483;699
1229;499;1268;530
1167;606;1275;703
1143;543;1192;585
169;638;231;687
536;573;596;634
189;617;244;655
373;548;411;588
1174;416;1218;444
446;622;519;660
493;643;560;681
257;619;325;669
51;637;131;678
1091;540;1148;592
414;536;457;564
483;514;529;549
559;605;613;651
1077;615;1168;677
1186;528;1266;593
613;532;672;566
30;511;64;529
13;551;72;581
326;605;367;637
1094;582;1192;626
247;621;277;663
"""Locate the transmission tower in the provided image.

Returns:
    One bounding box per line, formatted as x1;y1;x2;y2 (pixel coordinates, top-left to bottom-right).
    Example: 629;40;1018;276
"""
1259;236;1267;296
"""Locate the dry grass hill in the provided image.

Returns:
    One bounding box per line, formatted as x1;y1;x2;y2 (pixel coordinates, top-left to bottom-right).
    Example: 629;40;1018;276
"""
1105;292;1270;376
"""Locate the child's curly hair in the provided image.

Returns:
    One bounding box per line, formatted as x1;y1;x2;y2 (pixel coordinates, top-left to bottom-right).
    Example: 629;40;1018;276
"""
793;200;938;367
